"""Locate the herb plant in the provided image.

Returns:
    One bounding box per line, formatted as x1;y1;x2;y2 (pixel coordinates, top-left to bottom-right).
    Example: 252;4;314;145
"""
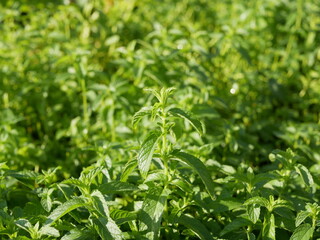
0;0;319;239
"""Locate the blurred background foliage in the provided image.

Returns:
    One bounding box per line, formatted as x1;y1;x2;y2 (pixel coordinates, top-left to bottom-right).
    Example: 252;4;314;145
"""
0;0;319;176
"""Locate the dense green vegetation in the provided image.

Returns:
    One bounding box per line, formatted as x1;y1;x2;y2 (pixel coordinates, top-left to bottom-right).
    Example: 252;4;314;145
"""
1;0;320;239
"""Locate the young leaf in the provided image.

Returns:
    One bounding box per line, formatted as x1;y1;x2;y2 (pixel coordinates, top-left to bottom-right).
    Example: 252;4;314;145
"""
295;211;310;227
139;186;170;240
45;197;87;225
173;151;215;199
294;164;315;191
120;159;138;182
247;204;260;224
137;131;161;178
244;197;269;208
169;108;204;135
176;214;213;240
262;213;275;240
290;224;314;240
132;107;152;128
41;189;54;212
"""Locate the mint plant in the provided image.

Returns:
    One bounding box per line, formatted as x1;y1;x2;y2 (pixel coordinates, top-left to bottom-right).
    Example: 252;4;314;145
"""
0;0;319;239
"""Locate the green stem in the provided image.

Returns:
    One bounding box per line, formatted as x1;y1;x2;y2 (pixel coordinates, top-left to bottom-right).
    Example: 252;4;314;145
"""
80;77;89;125
161;106;169;178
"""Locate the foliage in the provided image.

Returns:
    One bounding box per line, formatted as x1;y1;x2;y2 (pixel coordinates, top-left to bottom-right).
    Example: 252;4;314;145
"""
0;0;320;239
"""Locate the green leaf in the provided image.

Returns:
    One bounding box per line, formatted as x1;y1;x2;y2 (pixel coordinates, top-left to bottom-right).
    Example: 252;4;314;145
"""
244;197;269;208
91;190;123;240
39;225;60;237
137;131;161;178
15;219;32;232
41;190;53;212
132;107;152;128
247;204;260;224
110;209;137;225
262;213;275;240
60;228;92;240
99;181;139;194
220;217;252;236
247;232;256;240
120;159;138;182
176;214;213;240
92;217;123;240
139;186;170;240
45;197;87;225
295;211;310;227
290;224;314;240
169;108;204;135
173;151;215;199
295;164;315;191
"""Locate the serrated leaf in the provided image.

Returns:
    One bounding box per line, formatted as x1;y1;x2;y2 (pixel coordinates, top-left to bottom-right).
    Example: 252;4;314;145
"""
295;211;310;227
39;225;60;237
290;224;314;240
220;217;251;236
45;197;87;225
99;181;139;194
91;190;122;240
15;219;32;231
176;214;213;240
92;217;123;240
137;131;161;178
139;186;170;240
120;159;138;182
132;107;152;128
244;197;269;208
62;178;88;191
61;228;92;240
41;191;53;212
144;171;167;183
110;209;137;225
247;204;260;224
295;164;314;190
173;152;215;199
169;108;204;135
262;213;275;240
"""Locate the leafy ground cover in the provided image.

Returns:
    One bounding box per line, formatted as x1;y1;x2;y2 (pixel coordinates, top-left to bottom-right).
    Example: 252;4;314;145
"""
0;0;320;239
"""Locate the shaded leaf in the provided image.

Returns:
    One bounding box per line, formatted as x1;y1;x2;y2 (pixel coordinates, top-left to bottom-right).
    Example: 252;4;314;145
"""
99;181;139;194
169;108;204;135
173;151;215;199
132;107;152;128
176;214;213;240
220;217;251;236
